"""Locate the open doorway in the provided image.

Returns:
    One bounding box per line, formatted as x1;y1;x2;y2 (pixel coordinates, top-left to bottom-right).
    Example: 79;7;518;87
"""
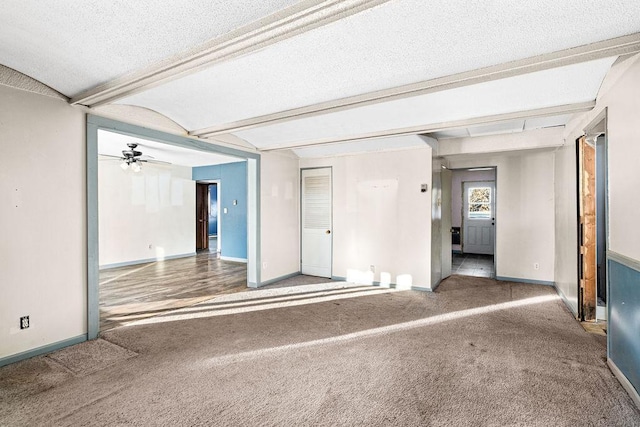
450;168;496;278
578;112;607;322
196;181;220;253
93;124;255;333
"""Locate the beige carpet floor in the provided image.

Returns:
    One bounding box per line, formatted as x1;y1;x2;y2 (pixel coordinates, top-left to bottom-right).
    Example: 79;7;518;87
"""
1;275;639;426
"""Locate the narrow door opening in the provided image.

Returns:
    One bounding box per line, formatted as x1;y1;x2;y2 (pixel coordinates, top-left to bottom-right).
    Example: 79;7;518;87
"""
577;120;607;322
196;182;220;253
450;168;496;278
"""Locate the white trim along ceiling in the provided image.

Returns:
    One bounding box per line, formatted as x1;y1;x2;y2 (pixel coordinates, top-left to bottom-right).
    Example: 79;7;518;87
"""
2;1;640;155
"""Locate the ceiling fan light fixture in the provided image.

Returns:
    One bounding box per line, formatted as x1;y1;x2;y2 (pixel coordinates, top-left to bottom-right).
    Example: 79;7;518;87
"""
132;161;142;173
120;161;129;170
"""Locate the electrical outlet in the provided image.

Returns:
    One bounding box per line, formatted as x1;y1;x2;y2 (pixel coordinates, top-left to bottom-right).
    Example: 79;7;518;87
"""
534;262;540;270
20;316;29;329
262;262;268;269
148;244;153;249
370;265;375;273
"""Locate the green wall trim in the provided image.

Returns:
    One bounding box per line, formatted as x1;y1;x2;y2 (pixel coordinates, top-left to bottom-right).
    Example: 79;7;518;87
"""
0;334;87;368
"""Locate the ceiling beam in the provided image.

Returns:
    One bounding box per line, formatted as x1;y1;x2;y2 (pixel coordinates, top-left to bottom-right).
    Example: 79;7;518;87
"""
259;101;596;151
192;33;640;138
70;0;390;107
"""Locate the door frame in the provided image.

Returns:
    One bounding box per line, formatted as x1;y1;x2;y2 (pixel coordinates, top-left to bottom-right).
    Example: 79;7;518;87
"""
577;108;609;322
300;167;333;278
196;183;210;251
461;179;496;255
87;115;261;340
196;180;221;253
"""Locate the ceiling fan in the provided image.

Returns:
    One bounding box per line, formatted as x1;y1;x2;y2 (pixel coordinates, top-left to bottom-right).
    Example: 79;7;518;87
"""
100;142;169;172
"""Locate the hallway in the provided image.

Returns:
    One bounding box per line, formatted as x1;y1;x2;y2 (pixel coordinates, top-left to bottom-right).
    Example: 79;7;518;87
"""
452;253;495;278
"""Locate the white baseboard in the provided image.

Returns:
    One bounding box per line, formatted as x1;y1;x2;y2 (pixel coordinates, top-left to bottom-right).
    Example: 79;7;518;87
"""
100;252;196;270
220;256;247;263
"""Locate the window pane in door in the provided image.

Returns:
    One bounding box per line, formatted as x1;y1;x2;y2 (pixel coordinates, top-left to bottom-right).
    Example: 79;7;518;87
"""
468;187;491;218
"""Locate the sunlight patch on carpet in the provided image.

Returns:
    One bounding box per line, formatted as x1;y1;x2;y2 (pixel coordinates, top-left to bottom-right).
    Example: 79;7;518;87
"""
202;294;560;367
124;282;396;327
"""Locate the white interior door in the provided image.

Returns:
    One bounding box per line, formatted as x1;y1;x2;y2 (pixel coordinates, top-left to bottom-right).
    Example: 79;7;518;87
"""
463;181;495;255
301;168;332;277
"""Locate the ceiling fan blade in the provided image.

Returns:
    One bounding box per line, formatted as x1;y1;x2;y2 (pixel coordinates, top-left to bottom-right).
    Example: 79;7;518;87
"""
144;159;172;165
98;154;123;160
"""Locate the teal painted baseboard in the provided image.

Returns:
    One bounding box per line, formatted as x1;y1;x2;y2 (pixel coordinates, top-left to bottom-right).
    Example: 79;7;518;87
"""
496;276;555;286
100;252;196;270
0;334;87;368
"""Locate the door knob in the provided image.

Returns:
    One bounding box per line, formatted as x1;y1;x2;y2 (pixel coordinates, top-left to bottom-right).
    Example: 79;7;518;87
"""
326;230;331;234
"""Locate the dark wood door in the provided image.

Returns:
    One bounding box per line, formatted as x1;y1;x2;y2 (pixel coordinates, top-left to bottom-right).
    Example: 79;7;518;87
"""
196;183;209;251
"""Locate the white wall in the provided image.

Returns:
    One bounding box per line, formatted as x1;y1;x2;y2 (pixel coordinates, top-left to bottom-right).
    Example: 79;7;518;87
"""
0;85;86;359
563;53;640;262
553;139;578;312
447;146;557;283
301;147;433;288
260;152;300;283
98;159;195;267
555;53;640;312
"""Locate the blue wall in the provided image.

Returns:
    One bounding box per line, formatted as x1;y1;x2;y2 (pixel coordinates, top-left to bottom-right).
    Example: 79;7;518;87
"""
193;162;247;259
609;258;640;396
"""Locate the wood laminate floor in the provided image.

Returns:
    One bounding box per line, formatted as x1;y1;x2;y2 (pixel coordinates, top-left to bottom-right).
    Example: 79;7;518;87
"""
99;252;246;332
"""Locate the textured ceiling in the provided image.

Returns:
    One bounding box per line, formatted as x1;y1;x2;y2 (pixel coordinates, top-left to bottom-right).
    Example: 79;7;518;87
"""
292;134;431;158
234;57;615;149
0;0;298;96
428;114;574;140
2;1;638;153
115;0;640;130
97;130;243;167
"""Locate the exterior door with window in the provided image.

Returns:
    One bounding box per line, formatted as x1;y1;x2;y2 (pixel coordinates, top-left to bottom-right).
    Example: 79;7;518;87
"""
463;181;495;255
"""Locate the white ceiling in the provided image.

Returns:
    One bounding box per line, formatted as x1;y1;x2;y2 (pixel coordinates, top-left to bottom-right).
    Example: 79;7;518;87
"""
0;0;298;96
428;114;574;140
115;0;640;130
234;57;615;148
1;1;639;157
293;134;432;158
97;130;243;167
